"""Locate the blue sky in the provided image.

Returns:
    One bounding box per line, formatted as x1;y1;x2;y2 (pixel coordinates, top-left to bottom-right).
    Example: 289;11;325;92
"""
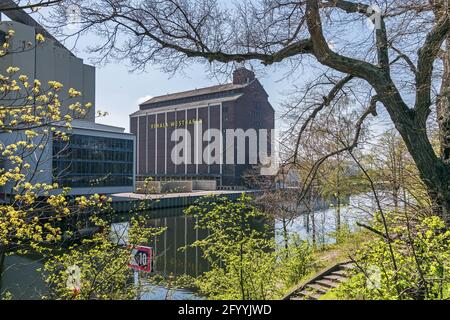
92;57;295;132
26;4;316;133
27;3;391;138
64;33;391;140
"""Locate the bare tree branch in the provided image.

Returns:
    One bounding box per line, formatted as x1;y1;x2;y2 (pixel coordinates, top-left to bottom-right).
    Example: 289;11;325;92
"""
0;0;62;12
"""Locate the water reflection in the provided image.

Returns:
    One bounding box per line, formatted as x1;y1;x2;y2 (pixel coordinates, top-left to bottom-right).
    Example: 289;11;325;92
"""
0;253;47;300
279;194;374;246
1;194;373;299
150;215;210;277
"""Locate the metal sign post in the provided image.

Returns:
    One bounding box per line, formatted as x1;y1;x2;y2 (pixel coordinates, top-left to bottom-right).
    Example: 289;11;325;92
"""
129;245;153;299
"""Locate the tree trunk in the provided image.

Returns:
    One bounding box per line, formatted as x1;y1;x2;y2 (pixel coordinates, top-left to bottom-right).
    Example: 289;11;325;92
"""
336;169;341;233
336;195;341;233
0;245;5;287
239;242;245;300
392;186;399;211
405;130;450;224
307;188;316;248
307;0;450;224
437;38;450;162
435;36;450;222
305;211;310;233
282;216;289;257
311;212;316;249
376;79;450;224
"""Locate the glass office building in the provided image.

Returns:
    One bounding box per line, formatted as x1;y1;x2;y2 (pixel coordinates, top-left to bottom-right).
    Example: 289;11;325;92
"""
0;17;136;196
53;134;134;189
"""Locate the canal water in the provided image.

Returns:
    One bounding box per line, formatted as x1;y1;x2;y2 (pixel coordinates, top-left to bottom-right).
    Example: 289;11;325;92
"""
0;194;375;299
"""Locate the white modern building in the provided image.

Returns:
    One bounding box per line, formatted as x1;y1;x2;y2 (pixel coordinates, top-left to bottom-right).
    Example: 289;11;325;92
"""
0;7;135;196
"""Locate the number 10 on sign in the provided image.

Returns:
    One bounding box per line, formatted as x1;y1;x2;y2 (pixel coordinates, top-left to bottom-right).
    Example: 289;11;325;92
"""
129;246;153;273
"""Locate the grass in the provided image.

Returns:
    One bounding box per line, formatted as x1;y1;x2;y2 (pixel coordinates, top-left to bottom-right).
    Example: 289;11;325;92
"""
282;227;373;299
319;289;340;300
313;227;373;268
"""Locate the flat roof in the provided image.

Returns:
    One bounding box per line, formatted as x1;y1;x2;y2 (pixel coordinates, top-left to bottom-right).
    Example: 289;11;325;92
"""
111;190;256;201
72;120;125;132
140;82;249;107
0;0;74;56
54;120;134;136
131;93;244;117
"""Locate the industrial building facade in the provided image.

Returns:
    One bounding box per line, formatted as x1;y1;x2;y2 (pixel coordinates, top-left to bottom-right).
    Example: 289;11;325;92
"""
130;67;275;187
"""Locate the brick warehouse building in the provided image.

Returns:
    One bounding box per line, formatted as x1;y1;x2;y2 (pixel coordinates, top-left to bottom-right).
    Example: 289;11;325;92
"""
130;67;275;187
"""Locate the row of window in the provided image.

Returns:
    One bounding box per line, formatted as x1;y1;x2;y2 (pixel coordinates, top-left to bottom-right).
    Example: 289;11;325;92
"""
54;161;133;176
54;148;134;162
54;135;133;151
53;134;134;188
56;175;134;188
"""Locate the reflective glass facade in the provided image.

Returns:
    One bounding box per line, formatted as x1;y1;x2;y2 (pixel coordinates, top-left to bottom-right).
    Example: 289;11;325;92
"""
53;134;134;188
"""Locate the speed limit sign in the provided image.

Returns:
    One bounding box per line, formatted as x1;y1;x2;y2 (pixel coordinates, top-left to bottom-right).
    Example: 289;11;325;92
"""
129;246;153;272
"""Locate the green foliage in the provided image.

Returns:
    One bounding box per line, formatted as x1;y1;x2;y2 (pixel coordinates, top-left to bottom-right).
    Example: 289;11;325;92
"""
0;29;164;300
318;157;355;204
0;290;12;300
276;234;314;288
335;216;450;300
328;223;354;245
184;194;314;300
43;214;165;300
0;29;121;297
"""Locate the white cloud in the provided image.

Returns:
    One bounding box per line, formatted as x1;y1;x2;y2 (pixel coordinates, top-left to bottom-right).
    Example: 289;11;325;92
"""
137;95;153;105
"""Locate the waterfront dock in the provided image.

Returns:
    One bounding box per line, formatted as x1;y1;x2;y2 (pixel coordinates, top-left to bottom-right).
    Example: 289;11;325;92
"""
110;190;259;213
